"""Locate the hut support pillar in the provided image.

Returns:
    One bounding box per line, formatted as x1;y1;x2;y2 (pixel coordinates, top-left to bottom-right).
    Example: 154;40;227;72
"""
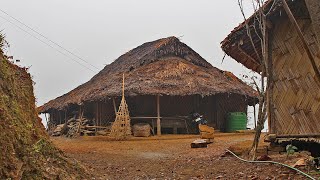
95;102;100;127
156;95;161;136
113;98;117;115
44;113;49;130
78;106;84;136
59;111;62;124
64;110;67;124
267;24;274;134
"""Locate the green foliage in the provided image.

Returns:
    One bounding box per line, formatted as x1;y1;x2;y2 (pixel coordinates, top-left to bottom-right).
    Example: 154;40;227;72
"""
286;144;298;156
32;139;56;156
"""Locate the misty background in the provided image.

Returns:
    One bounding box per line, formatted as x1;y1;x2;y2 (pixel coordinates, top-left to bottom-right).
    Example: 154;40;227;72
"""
0;0;263;129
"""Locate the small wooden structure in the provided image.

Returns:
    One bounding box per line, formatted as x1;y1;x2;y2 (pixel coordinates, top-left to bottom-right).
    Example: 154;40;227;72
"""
110;75;132;139
221;0;320;142
39;37;258;135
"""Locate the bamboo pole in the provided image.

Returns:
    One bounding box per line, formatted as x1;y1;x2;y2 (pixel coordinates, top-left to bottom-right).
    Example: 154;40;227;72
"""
99;102;101;127
96;102;99;128
281;0;320;84
51;112;54;126
78;106;84;136
64;110;67;124
253;101;257;129
156;95;161;136
122;74;125;98
100;102;102;126
112;98;117;115
59;111;62;124
44;113;49;130
267;25;274;134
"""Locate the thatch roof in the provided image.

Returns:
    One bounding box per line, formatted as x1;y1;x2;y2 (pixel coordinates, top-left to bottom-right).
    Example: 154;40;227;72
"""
220;0;310;72
40;37;258;113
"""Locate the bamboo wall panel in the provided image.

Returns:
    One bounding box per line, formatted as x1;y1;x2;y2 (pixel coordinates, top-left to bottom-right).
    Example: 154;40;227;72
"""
306;0;320;44
271;17;320;135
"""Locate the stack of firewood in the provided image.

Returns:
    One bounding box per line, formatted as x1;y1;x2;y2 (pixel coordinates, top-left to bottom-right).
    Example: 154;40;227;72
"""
51;117;98;137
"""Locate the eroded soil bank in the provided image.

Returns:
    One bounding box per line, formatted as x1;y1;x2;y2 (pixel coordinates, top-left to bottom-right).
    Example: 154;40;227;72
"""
0;52;89;179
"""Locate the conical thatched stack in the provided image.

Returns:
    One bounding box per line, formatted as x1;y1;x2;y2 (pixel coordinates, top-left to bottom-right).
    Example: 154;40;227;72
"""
110;74;132;140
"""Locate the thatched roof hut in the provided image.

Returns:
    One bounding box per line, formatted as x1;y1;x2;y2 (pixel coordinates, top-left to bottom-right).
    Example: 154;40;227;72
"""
221;0;320;143
41;37;257;134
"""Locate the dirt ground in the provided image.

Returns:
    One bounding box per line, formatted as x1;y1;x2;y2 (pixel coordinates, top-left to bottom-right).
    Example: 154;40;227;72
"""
52;133;317;179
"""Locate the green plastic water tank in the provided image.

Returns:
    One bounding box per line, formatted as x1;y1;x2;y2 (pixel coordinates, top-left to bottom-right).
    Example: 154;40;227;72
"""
226;112;247;132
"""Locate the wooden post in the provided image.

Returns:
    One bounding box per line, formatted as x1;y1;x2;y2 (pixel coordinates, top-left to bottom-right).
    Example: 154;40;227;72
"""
59;111;62;124
281;0;320;84
50;112;54;126
122;74;125;98
44;113;49;130
64;110;67;124
78;106;84;135
112;98;117;115
156;95;161;136
267;24;274;134
99;102;102;126
96;102;99;127
253;101;257;130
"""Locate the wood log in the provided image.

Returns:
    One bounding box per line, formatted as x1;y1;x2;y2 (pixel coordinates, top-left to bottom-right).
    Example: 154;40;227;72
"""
191;139;208;148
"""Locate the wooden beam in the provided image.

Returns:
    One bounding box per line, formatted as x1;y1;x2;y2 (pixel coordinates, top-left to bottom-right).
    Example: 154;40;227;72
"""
276;134;320;138
131;117;161;119
82;125;109;129
281;0;320;84
156;95;161;136
237;44;261;66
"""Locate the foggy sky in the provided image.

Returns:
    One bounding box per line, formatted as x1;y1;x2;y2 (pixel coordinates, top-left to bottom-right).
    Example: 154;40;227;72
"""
0;0;257;126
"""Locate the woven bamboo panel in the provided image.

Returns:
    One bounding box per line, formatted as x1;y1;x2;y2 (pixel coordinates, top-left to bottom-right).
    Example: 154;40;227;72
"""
306;0;320;44
271;17;320;135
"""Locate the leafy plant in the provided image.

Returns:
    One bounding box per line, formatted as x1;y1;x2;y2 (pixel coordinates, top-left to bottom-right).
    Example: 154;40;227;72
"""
286;144;298;157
